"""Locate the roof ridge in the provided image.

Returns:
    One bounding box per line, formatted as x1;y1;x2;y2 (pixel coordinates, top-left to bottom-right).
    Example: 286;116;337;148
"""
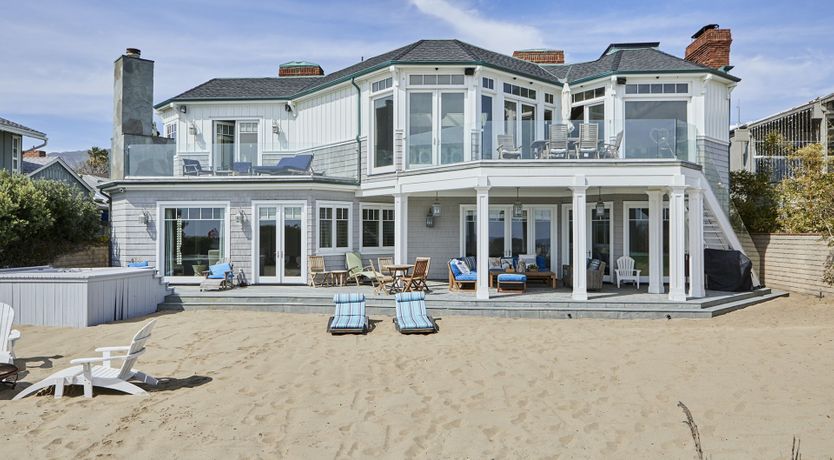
453;39;481;61
610;49;623;72
393;39;426;60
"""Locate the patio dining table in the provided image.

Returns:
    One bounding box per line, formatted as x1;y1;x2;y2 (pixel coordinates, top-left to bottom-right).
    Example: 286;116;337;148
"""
385;263;414;293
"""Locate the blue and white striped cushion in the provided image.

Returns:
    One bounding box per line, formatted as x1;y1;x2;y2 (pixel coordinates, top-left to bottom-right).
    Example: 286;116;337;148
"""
331;293;366;330
330;314;366;330
394;291;434;331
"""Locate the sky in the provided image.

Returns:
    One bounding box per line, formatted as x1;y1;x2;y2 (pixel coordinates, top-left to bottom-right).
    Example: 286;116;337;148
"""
1;0;832;152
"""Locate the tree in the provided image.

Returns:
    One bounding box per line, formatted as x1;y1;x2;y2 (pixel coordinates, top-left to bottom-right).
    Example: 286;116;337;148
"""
0;171;101;267
76;146;110;177
729;166;780;233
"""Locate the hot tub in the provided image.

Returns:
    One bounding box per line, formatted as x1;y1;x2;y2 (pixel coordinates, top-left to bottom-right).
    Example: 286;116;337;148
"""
0;266;171;327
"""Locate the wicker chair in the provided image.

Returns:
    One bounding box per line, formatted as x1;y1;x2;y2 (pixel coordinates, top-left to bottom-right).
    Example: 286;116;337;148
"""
563;261;607;291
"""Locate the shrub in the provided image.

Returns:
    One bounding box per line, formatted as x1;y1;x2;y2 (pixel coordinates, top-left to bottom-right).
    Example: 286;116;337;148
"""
729;167;780;233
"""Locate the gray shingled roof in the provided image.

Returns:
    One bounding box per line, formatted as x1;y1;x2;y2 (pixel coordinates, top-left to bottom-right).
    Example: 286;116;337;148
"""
0;116;46;139
542;45;740;84
155;39;563;108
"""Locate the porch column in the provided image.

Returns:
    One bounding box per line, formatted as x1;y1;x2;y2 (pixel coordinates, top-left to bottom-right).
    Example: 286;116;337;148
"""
393;192;408;264
647;190;664;294
475;186;491;300
571;185;588;301
668;186;687;301
688;187;706;298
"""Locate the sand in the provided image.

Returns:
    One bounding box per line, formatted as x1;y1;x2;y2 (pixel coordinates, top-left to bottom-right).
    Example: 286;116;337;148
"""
2;294;834;459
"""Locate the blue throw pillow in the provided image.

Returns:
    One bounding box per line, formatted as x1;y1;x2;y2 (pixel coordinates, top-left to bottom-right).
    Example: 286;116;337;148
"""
536;255;547;271
449;260;462;277
127;261;148;268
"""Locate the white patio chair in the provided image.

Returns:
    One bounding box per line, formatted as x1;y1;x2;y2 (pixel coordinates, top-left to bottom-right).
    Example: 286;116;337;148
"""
0;303;21;365
14;320;159;399
599;131;624;159
546;124;569;159
615;256;641;289
575;123;599;159
497;134;522;159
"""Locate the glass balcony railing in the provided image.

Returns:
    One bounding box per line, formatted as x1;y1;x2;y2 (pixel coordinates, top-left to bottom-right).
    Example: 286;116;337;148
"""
125;143;176;177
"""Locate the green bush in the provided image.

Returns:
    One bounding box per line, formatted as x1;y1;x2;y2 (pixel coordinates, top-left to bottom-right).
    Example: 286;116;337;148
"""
729;167;779;233
0;171;101;267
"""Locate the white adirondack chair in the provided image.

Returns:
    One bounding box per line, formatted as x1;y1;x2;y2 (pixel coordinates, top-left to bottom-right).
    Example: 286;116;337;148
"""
13;320;159;399
1;303;21;365
615;256;641;289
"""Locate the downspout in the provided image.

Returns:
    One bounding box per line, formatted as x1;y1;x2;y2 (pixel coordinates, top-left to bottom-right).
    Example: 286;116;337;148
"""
351;77;361;184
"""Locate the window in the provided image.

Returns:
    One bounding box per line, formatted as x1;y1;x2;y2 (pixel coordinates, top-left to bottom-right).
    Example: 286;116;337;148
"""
213;120;258;170
569;102;605;142
544;93;554;104
409;74;464;85
572;87;605;103
361;206;395;250
11;135;21;171
406;90;466;168
318;203;351;250
624;100;688;159
625;83;688;95
482;77;494;90
481;95;493;159
165;122;177;140
372;77;393;93
503;83;536;100
504;100;517;144
162;206;226;277
373;95;394;168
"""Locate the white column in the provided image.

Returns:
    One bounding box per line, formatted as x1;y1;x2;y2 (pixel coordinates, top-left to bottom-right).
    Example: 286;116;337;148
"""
393;193;408;264
668;186;687;301
688;188;705;298
571;185;588;301
475;186;491;299
647;190;664;294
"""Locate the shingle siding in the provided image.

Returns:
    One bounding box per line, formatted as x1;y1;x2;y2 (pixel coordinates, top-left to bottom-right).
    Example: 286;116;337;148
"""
698;137;730;214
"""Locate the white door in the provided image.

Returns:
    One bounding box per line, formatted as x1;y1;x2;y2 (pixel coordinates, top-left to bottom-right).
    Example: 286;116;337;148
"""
255;204;306;284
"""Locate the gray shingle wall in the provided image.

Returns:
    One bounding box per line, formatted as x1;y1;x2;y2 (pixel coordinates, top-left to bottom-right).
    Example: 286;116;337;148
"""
698;137;730;215
310;142;359;180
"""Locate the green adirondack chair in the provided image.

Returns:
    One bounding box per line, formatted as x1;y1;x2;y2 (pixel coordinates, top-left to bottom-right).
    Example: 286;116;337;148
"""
345;252;375;286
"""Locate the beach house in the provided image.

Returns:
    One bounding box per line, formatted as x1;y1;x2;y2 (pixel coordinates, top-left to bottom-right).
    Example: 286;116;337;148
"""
102;25;745;302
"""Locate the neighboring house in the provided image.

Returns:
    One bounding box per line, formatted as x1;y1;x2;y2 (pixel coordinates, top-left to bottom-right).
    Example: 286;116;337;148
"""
0;116;47;173
730;92;834;180
21;151;98;200
102;24;744;302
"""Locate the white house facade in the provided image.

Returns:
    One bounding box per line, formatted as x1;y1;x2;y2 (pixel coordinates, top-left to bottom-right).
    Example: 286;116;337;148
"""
103;26;744;302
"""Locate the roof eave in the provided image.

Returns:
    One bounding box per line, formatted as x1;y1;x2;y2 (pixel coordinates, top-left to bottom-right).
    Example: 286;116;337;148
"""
568;68;740;85
0;125;47;140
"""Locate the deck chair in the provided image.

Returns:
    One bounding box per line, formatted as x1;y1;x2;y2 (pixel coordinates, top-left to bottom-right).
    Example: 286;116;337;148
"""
496;135;522;159
252;154;315;176
232;161;252;175
575;123;599;159
200;262;234;291
0;303;21;365
183;159;210;176
403;257;431;292
327;294;369;334
599;131;623;159
345;252;375;286
393;291;438;334
615;256;641;289
307;255;332;287
546;124;569;159
13;320;159;399
368;260;395;295
377;257;394;274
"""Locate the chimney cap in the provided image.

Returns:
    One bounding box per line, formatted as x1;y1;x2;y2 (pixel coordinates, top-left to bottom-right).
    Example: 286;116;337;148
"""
125;48;141;57
691;24;720;39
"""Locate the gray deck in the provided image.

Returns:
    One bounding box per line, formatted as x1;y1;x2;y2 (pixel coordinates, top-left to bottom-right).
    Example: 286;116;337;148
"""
159;282;786;319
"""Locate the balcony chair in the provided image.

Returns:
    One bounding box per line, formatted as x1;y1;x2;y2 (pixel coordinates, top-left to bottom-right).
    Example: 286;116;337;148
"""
200;262;235;291
377;257;394;274
598;131;624;159
307;255;332;287
575;123;599;159
232;161;252;175
615;256;641;289
496;135;522;159
546;124;569;159
183;159;210;176
252;154;315;176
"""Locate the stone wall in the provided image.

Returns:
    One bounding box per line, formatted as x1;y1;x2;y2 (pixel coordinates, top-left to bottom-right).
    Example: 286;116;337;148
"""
52;244;110;268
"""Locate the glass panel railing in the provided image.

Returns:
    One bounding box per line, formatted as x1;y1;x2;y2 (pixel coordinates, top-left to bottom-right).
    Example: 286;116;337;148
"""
125;142;359;180
622;119;695;161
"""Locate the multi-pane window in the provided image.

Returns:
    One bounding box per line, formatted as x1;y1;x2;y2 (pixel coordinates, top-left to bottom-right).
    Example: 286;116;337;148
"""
503;83;536;100
409;74;465;85
11;135;20;171
625;83;688;95
373;95;394;168
482;77;494;90
165;122;177;140
162;207;226;277
572;87;605;103
544;93;554;104
372;77;393;93
318;204;351;250
361;207;395;249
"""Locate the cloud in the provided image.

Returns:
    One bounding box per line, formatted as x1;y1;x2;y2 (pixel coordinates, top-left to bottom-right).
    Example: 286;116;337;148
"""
409;0;545;52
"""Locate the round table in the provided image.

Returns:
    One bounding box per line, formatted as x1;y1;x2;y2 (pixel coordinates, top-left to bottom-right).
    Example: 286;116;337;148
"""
0;363;19;389
385;264;414;292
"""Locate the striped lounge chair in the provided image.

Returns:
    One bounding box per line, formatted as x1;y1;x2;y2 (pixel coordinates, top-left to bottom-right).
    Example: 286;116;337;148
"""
327;293;370;335
393;291;438;334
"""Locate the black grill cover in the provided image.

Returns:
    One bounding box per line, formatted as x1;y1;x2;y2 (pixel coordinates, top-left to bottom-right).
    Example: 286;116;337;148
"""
704;248;754;292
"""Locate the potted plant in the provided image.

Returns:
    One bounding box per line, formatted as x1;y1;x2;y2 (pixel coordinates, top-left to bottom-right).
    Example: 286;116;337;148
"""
527;264;539;272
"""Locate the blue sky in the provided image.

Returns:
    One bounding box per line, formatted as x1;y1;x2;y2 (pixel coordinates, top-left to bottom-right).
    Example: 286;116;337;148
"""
1;0;832;152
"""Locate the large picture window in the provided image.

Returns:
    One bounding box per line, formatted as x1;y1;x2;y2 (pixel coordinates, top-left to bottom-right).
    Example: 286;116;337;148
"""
318;203;351;251
624;101;688;160
361;206;395;250
373;96;394;169
163;206;226;277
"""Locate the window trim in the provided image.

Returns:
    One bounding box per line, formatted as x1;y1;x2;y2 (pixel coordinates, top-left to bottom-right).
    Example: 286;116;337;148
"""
156;200;231;283
11;135;21;172
369;93;396;174
211;119;261;169
624;82;690;97
165;122;177;140
360;203;395;253
316;200;353;254
622;200;671;282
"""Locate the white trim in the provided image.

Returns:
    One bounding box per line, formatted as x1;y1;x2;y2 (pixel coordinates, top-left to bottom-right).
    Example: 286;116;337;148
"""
11;135;21;172
315;200;353;255
359;203;396;253
251;200;308;285
369;93;396;175
156;201;231;283
561;200;615;281
622;200;671;283
459;203;558;264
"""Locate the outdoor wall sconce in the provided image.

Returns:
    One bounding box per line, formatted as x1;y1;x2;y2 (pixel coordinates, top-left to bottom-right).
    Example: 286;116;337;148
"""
188;122;198;136
235;209;246;224
178;105;187;114
595;187;605;217
425;210;435;228
431;192;441;216
512;187;523;218
138;209;151;225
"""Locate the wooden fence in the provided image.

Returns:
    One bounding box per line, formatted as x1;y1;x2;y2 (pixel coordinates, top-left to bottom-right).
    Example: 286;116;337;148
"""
744;233;834;296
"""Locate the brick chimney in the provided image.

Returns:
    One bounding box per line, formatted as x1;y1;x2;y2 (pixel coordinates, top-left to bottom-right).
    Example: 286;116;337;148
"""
512;49;565;65
23;148;47;158
278;61;325;77
685;24;732;68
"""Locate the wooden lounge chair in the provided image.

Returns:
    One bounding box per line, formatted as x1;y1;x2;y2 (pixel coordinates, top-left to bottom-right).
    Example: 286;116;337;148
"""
497;134;522;159
307;255;332;287
327;294;370;335
13;320;159;399
546;124;569;159
448;258;477;291
200;262;234;291
0;303;21;365
252;154;315;176
368;260;395;295
403;257;431;292
393;291;438;334
575;123;599;159
345;252;375;286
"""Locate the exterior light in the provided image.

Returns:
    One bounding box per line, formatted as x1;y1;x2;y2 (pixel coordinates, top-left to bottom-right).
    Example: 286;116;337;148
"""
431;192;441;216
595;187;605;217
272;121;281;135
188;122;198;136
138;209;151;225
512;187;523;218
235;209;246;224
425;210;434;228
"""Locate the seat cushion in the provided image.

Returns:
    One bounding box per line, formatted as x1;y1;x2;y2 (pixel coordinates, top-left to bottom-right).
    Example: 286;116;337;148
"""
498;273;527;282
455;272;478;281
209;263;232;278
588;259;601;271
330;315;366;330
127;261;148;268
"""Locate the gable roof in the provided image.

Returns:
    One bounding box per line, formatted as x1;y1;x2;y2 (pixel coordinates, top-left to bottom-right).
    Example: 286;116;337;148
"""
542;44;740;85
0;116;47;140
155;39;563;108
22;156;96;196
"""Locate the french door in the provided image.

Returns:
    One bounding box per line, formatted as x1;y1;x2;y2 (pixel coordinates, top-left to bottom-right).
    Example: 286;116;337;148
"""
461;205;556;267
407;91;466;167
254;203;306;284
562;202;614;281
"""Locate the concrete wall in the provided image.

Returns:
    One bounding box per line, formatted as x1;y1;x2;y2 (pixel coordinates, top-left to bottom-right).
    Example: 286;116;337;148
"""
52;244;109;268
748;233;834;297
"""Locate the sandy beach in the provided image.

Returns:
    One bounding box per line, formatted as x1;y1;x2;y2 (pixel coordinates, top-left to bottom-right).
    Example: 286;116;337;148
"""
2;294;834;459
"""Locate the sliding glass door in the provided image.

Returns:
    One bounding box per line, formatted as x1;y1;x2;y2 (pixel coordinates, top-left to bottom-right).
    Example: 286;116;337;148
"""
562;203;613;280
407;91;466;168
255;203;306;284
462;205;555;270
